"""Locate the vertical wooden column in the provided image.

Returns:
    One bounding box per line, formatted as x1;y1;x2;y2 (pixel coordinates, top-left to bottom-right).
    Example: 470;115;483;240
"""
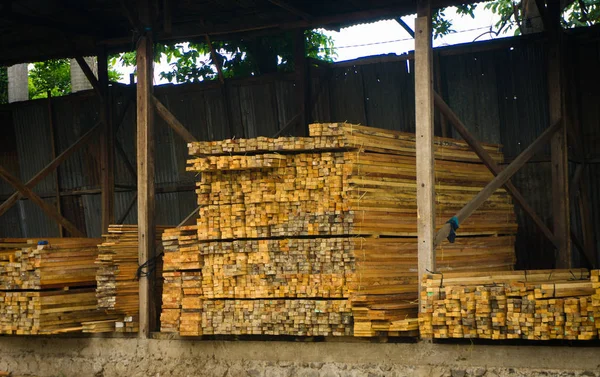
415;0;435;302
547;0;571;268
294;29;309;136
137;33;155;338
98;48;115;232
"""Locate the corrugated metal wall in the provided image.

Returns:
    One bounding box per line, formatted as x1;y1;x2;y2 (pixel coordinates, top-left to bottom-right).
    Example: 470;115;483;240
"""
0;33;598;268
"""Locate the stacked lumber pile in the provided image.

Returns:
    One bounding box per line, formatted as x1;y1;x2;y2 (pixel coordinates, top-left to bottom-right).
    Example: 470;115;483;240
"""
161;122;517;337
420;269;599;340
0;238;111;335
95;225;166;333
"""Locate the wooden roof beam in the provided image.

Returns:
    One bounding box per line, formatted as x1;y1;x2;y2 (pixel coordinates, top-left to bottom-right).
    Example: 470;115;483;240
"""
267;0;313;21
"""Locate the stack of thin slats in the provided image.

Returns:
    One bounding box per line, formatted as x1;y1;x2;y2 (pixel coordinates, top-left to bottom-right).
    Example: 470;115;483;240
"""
0;238;111;335
95;225;167;333
420;269;597;340
165;122;517;337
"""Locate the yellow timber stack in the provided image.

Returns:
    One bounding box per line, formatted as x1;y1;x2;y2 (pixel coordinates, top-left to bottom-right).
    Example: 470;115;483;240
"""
0;238;112;335
161;122;518;337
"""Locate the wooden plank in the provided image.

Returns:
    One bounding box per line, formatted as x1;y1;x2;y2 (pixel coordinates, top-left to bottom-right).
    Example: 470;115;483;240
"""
434;120;562;247
74;56;103;100
136;31;155;339
414;0;435;308
205;35;224;83
0;165;85;237
47;93;63;237
0;122;102;217
433;92;558;249
99;48;115;233
547;1;570;268
294;28;309;136
152;95;197;144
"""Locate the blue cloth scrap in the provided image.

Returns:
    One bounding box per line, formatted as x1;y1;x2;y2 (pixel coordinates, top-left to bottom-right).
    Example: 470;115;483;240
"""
37;240;49;246
446;216;460;243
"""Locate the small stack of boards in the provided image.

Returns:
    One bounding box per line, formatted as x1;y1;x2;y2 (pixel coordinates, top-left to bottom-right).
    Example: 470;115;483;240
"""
0;238;110;335
160;122;517;337
420;269;599;340
94;225;166;333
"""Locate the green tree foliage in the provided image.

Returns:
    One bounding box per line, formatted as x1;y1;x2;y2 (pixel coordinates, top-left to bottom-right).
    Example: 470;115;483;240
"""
115;30;336;83
28;59;71;99
435;0;600;39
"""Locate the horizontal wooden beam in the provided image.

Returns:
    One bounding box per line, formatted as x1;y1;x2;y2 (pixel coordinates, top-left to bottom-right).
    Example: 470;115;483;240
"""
434;120;562;248
267;0;313;21
0;165;85;237
152;95;198;144
0;122;102;217
433;92;559;248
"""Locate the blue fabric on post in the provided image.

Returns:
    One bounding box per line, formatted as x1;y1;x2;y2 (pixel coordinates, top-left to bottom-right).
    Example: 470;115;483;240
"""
446;216;460;243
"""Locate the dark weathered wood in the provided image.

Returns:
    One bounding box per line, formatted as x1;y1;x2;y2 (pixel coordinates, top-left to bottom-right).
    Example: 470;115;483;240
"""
74;56;103;100
47;93;63;237
267;0;312;20
433;92;558;248
152;95;198;144
163;0;172;35
395;17;415;37
434;120;562;247
118;192;138;225
547;1;570;268
136;31;155;339
177;205;201;228
0;165;85;237
205;35;224;83
415;0;435;306
0;122;102;217
98;49;115;233
294;28;309;136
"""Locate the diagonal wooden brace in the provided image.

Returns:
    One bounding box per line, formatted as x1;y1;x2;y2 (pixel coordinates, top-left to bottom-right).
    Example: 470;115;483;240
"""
152;95;198;144
0;165;85;237
0;122;102;217
434;92;559;248
434;120;562;248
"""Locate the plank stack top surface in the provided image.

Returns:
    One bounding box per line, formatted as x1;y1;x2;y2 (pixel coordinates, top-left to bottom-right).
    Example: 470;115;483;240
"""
96;225;167;333
163;122;517;338
0;238;111;335
420;269;600;340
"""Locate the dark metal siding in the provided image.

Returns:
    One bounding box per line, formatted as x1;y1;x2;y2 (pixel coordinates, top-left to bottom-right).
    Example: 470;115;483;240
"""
0;34;597;267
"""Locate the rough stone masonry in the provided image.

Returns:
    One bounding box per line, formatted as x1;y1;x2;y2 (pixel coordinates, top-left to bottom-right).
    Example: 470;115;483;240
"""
0;337;600;377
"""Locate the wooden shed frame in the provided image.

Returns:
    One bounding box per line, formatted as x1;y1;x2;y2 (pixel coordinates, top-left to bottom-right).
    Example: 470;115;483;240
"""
0;0;592;339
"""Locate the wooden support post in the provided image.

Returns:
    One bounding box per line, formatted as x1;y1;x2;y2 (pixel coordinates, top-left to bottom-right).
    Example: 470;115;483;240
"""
47;93;63;237
0;122;102;217
0;165;85;237
434;120;562;247
205;35;225;84
548;0;571;268
98;48;115;233
152;95;198;143
415;0;435;304
294;28;309;136
136;30;155;338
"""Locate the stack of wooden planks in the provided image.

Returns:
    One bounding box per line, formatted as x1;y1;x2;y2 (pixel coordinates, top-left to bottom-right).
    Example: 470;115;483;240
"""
95;225;166;333
0;238;111;335
420;269;599;340
162;122;517;337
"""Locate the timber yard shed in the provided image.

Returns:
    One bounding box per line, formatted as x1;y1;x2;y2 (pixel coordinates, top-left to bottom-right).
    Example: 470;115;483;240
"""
0;0;600;376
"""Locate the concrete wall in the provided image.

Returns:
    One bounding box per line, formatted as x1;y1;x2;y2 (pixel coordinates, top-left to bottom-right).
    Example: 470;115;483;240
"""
70;57;97;93
0;337;599;377
7;64;28;103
